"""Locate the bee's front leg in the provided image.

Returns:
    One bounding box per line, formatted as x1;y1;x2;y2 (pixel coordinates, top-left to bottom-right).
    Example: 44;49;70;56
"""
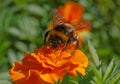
73;34;80;49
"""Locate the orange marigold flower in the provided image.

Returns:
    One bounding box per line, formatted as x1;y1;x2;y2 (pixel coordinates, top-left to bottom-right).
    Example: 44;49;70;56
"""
58;1;83;23
9;46;89;84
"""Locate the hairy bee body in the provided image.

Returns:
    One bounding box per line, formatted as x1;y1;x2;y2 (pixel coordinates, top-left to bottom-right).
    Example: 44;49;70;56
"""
44;23;78;48
43;9;90;49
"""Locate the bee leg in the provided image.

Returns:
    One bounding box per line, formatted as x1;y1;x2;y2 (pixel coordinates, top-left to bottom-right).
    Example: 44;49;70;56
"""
62;38;71;51
61;43;67;51
73;34;80;49
75;40;80;49
44;31;50;46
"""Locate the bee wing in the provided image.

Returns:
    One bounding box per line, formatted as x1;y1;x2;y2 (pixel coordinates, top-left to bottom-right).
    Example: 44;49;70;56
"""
52;9;64;27
72;20;91;31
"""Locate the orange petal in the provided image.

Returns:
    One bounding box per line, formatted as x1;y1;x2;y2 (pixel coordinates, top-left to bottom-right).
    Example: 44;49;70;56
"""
70;50;89;68
69;66;86;76
58;1;83;23
75;66;86;76
9;62;25;81
22;53;44;71
10;63;51;84
39;73;57;83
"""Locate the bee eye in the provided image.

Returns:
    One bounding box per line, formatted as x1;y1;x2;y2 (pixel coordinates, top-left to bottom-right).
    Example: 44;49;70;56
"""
49;36;63;45
53;38;62;44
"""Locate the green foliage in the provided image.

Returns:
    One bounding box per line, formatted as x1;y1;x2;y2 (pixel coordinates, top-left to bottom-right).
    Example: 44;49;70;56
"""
0;0;120;83
88;41;120;84
61;73;70;84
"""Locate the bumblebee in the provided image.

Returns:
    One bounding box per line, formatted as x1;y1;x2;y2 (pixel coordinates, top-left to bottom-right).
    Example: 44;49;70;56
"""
44;9;90;49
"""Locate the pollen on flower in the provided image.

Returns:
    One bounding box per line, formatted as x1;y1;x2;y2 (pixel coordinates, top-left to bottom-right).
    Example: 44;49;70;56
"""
9;45;89;84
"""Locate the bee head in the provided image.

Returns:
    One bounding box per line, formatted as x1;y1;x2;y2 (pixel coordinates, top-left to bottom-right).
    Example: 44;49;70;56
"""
48;36;63;47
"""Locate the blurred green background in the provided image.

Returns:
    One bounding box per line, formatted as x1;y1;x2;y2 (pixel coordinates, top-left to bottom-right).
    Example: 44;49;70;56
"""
0;0;120;83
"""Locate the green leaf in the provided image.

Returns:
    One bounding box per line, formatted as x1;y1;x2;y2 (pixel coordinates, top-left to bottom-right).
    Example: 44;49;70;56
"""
8;16;40;42
70;75;79;84
13;0;28;5
108;71;120;84
103;59;114;81
8;49;18;65
0;72;10;80
26;4;46;16
0;10;6;32
61;73;70;84
0;80;12;84
88;40;101;67
98;0;112;16
0;0;12;8
8;27;23;38
113;8;120;27
78;68;93;84
91;65;103;84
14;41;28;52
